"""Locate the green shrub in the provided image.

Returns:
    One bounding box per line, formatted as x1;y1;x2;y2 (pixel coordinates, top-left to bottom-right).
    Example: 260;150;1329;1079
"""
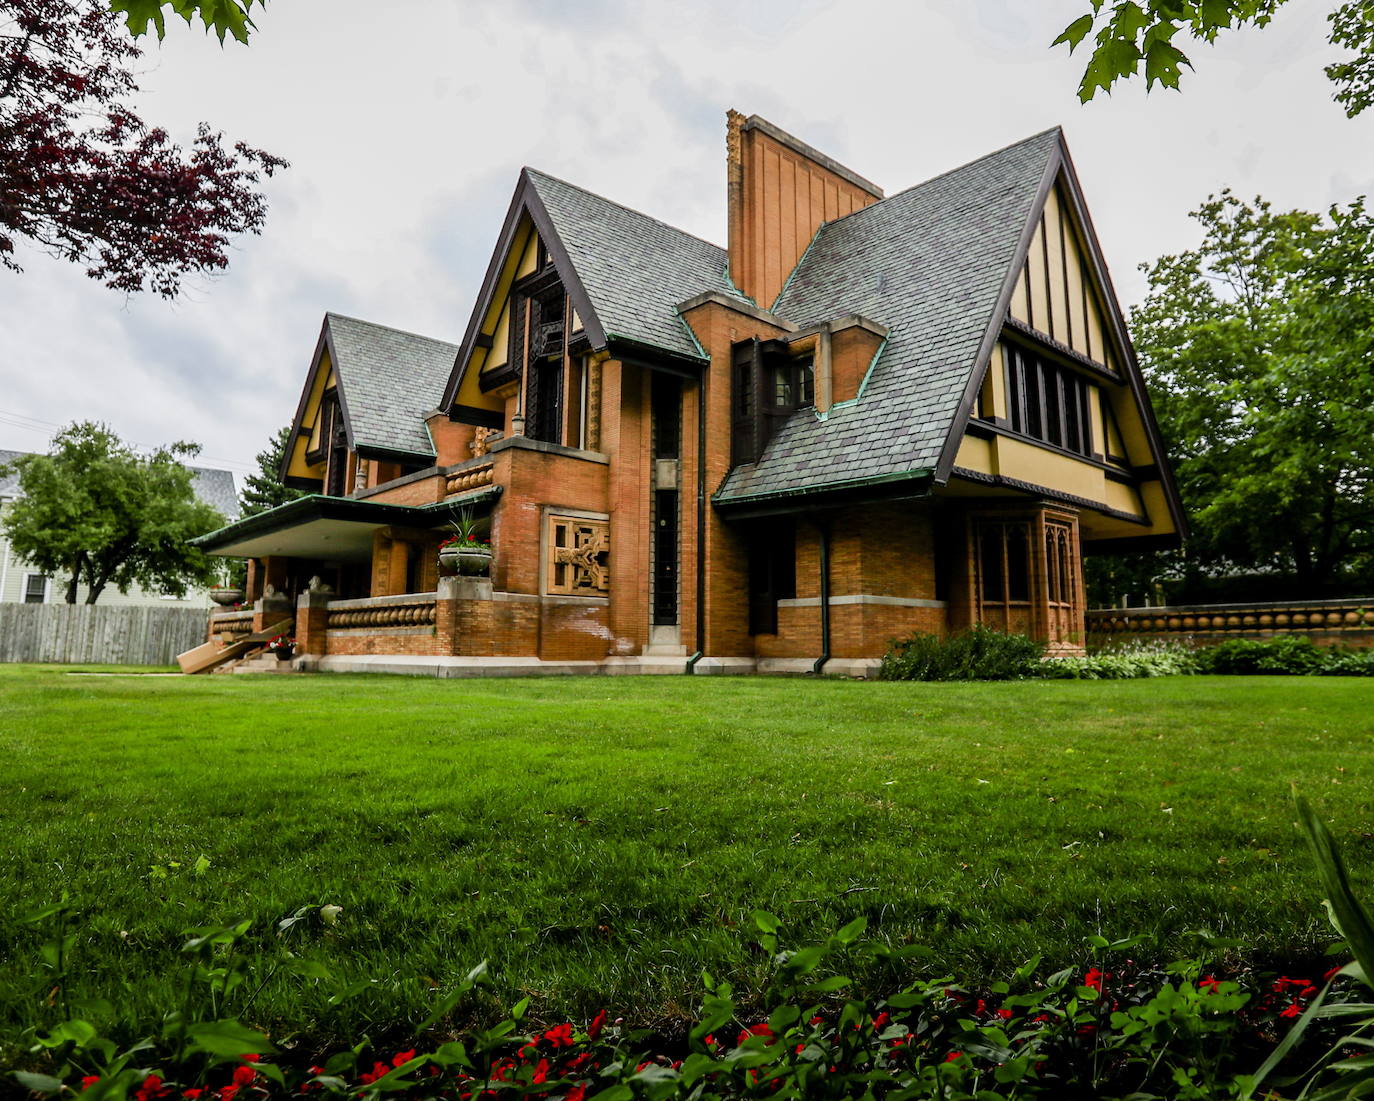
1319;647;1374;675
880;625;1044;681
1201;637;1335;675
1039;639;1200;679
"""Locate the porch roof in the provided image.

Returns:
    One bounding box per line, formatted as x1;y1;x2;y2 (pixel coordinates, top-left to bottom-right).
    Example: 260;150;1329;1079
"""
191;491;497;562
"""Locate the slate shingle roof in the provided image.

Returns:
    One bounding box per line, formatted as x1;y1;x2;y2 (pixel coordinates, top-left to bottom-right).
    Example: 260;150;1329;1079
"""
326;313;459;458
190;467;240;522
526;169;741;362
716;128;1061;504
0;447;238;519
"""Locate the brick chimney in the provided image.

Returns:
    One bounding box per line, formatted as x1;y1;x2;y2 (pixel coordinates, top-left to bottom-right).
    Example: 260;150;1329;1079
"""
726;110;883;309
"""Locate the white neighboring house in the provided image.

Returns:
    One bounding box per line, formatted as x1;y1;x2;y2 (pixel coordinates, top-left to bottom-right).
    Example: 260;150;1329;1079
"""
0;448;240;607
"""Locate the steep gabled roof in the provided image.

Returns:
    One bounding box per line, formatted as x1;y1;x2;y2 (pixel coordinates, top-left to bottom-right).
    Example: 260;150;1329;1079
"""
525;169;739;361
443;170;745;410
315;313;458;460
716;128;1062;505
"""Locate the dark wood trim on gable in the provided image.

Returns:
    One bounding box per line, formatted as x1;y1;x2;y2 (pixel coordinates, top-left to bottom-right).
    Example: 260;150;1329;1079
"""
1002;316;1121;383
1053;143;1189;542
934;133;1063;485
440;170;610;415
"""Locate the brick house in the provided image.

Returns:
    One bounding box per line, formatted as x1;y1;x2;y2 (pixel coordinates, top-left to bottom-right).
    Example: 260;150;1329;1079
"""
191;113;1183;676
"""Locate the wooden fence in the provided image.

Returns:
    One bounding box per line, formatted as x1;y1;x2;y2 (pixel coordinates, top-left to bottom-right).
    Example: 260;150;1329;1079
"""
0;604;211;666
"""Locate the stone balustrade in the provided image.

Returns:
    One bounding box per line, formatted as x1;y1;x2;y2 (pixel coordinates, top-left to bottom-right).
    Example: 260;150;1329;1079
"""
445;461;494;498
209;610;254;640
326;592;438;630
1088;597;1374;644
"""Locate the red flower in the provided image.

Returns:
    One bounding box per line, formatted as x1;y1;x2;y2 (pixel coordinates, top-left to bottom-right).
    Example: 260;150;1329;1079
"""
872;1011;890;1030
532;1059;550;1085
358;1061;391;1085
1281;1001;1303;1018
1325;965;1344;983
1199;976;1222;993
1077;1024;1098;1036
703;1034;715;1047
738;1022;773;1046
544;1022;575;1049
996;1008;1013;1020
230;1065;256;1087
794;1042;806;1054
135;1075;168;1101
218;1087;238;1101
82;1079;100;1092
183;1091;203;1100
1084;968;1104;992
392;1050;416;1068
566;1087;587;1101
974;999;988;1016
587;1009;607;1040
943;1051;962;1063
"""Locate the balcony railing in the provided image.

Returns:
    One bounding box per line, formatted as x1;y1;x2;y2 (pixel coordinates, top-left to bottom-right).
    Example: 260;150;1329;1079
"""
445;460;495;498
1088;598;1374;638
326;592;438;630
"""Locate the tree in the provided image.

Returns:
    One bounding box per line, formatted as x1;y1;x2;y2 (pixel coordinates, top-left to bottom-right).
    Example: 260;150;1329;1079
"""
0;0;286;297
239;423;303;517
0;421;225;603
1055;1;1374;117
1125;191;1374;596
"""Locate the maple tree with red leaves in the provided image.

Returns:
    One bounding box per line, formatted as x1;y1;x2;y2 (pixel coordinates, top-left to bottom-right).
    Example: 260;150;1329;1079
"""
0;0;285;297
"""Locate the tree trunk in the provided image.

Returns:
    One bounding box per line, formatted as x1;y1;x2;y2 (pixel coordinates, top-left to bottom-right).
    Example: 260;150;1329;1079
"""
63;550;86;604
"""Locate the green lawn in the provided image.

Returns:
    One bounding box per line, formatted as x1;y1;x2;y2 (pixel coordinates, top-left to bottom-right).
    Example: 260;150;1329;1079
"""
2;665;1371;1052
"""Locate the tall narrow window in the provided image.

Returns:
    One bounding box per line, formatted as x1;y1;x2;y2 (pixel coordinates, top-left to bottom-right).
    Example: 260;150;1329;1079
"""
23;574;48;604
1003;341;1093;457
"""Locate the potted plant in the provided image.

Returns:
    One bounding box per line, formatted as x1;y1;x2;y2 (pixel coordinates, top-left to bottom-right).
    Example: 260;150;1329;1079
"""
438;508;493;577
264;634;295;660
210;584;244;607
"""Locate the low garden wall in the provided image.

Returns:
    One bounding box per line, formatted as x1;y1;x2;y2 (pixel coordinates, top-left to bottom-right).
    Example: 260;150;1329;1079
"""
1087;597;1374;648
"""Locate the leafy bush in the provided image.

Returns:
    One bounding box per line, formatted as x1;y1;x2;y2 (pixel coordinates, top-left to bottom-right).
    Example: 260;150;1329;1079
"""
1200;637;1346;675
880;625;1044;681
1320;648;1374;675
1039;640;1199;680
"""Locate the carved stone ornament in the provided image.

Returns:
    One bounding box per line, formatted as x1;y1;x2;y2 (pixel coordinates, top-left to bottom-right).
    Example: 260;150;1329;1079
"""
471;426;498;458
548;516;610;595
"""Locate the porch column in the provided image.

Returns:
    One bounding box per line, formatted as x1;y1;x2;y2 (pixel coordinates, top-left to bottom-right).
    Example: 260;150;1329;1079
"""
296;587;332;656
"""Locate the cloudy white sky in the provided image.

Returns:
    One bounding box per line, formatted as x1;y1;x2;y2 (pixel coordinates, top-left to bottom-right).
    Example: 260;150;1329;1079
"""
2;0;1371;486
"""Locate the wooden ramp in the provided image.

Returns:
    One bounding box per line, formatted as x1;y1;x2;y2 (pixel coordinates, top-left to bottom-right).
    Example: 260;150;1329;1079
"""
177;619;294;675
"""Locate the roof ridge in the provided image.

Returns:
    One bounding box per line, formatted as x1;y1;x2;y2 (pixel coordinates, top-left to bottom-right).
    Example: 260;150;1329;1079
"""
523;166;726;255
815;126;1063;233
325;312;459;349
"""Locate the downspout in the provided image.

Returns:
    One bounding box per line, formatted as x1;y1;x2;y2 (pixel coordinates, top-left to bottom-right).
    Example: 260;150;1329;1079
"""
812;521;831;675
686;373;708;674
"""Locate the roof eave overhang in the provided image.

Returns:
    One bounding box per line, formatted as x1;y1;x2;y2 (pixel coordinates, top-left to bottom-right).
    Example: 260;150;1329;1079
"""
606;335;708;378
192;494;446;555
712;469;935;520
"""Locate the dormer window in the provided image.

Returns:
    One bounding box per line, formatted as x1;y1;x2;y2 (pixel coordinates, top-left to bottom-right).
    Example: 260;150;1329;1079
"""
731;338;814;466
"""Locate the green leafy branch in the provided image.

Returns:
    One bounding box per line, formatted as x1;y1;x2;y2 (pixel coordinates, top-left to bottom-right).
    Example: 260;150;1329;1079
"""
107;0;265;45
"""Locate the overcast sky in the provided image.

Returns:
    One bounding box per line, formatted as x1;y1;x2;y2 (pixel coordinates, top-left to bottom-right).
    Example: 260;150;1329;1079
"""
2;0;1370;486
